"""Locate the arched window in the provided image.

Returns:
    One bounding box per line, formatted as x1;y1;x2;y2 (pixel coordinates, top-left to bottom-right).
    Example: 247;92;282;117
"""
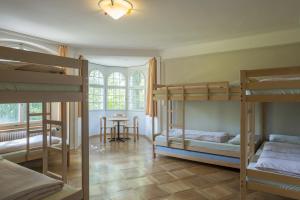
107;72;126;110
89;70;104;110
128;72;145;110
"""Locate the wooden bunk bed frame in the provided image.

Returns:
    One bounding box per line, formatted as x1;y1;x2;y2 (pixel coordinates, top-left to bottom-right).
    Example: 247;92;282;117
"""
152;81;241;169
240;66;300;200
0;46;89;200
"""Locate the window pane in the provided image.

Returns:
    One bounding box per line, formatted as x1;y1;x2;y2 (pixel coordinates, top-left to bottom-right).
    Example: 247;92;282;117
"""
0;104;19;124
129;72;145;87
129;89;145;110
108;72;126;86
89;70;104;85
29;103;42;121
107;88;126;110
89;87;104;110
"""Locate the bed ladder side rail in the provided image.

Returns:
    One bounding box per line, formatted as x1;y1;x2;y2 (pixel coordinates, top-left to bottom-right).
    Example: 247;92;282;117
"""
42;102;68;183
181;86;185;150
166;86;169;147
26;103;51;160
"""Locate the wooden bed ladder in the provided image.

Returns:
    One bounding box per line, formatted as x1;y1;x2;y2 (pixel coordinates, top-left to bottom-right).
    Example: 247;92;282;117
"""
26;103;51;160
165;86;186;149
42;102;68;183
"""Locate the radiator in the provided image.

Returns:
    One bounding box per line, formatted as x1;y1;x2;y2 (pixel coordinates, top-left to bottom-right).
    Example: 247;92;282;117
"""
0;130;41;142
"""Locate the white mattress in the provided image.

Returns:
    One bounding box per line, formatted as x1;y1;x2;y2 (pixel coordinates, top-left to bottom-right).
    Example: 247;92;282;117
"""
0;158;63;200
255;142;300;177
155;135;240;152
0;135;61;154
247;142;300;192
161;129;230;143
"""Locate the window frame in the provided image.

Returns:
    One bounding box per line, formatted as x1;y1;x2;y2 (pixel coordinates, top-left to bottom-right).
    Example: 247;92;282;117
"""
128;71;146;111
106;72;127;111
88;69;105;111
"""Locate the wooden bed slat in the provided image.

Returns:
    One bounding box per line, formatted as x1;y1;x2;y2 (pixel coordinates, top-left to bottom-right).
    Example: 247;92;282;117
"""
247;169;300;186
0;70;82;85
244;66;300;77
0;46;81;69
0;92;83;103
247;182;300;200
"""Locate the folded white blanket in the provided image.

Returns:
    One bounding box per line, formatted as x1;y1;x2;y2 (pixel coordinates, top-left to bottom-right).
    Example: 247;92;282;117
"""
162;129;229;143
0;158;63;200
255;142;300;177
0;135;61;154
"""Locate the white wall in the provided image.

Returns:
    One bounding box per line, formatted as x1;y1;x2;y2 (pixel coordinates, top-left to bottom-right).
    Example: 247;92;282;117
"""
162;43;300;136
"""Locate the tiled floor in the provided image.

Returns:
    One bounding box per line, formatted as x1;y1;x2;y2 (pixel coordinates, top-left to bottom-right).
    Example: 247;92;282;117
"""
35;136;293;200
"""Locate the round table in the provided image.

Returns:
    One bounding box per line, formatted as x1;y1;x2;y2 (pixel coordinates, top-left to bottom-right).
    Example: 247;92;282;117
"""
107;117;128;142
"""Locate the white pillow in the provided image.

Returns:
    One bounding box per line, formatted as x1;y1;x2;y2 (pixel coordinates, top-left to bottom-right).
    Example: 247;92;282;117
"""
228;135;240;145
269;134;300;145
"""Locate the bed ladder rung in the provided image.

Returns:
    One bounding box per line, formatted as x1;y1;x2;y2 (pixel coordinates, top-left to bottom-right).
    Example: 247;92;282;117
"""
48;146;62;152
46;171;63;181
45;120;62;126
28;112;51;116
29;146;43;151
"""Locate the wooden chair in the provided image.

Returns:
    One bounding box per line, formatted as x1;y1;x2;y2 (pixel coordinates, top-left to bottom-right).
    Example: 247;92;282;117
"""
100;116;116;143
124;116;139;142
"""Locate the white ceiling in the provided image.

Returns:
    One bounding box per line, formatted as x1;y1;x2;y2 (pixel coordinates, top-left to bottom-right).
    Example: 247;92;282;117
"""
0;0;299;50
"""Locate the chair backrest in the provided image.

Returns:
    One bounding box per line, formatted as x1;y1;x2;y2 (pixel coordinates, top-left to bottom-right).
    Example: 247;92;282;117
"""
133;116;139;127
100;116;107;128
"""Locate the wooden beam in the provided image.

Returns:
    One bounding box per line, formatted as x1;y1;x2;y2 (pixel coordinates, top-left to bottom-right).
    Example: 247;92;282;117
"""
81;60;89;200
0;70;82;85
0;46;81;68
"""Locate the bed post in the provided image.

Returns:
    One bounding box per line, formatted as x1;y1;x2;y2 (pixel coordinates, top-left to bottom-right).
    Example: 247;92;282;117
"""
182;86;185;149
42;102;48;175
61;102;68;183
166;86;169;147
261;102;267;142
152;96;156;159
240;70;248;200
26;103;30;161
81;59;89;200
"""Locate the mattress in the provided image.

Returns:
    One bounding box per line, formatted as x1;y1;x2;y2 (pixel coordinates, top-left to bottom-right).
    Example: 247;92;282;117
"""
155;135;240;152
246;76;300;95
247;142;300;192
0;135;61;154
0;158;63;200
255;142;300;177
161;129;230;143
248;162;300;192
43;184;82;200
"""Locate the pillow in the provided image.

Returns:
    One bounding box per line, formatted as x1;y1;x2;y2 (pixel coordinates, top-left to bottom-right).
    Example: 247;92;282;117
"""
228;134;240;145
269;134;300;145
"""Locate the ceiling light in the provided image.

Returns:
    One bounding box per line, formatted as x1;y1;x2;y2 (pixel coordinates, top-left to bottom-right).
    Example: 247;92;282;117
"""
98;0;133;20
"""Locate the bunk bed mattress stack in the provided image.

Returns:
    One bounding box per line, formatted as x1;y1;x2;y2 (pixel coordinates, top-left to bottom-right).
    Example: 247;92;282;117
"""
155;129;241;168
247;140;300;192
0;157;63;200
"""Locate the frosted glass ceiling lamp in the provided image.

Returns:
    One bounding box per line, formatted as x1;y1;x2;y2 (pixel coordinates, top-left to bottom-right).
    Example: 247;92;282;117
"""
98;0;133;20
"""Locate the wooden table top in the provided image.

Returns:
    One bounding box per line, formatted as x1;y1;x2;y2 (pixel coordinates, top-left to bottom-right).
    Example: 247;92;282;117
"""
107;117;128;122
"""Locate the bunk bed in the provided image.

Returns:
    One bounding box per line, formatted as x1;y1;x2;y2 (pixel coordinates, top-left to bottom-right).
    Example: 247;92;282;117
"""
240;66;300;200
152;82;242;169
0;46;89;200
